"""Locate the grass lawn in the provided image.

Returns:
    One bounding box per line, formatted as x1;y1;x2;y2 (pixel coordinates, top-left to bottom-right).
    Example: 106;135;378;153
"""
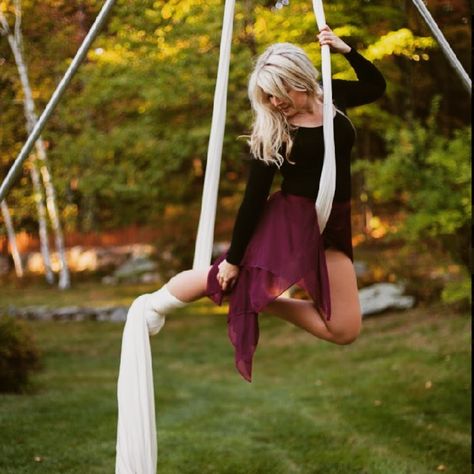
0;289;470;473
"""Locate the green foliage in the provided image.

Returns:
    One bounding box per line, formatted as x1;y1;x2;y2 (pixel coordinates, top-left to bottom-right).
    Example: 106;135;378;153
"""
4;0;464;233
0;1;471;295
0;315;42;393
441;272;471;308
354;98;471;301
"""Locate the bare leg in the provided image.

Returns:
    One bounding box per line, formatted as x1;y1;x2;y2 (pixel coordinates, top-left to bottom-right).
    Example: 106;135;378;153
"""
164;251;361;344
166;266;213;303
263;249;362;345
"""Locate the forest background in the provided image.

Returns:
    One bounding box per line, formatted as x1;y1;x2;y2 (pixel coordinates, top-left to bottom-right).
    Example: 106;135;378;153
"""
0;0;471;304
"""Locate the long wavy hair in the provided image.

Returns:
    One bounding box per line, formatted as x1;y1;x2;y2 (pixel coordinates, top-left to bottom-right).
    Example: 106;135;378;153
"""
247;43;324;167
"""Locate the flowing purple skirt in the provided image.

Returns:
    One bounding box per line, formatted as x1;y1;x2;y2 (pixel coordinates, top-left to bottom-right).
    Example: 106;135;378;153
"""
205;191;353;382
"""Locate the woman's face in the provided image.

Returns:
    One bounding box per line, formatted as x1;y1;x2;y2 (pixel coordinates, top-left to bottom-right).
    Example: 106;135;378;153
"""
268;88;313;118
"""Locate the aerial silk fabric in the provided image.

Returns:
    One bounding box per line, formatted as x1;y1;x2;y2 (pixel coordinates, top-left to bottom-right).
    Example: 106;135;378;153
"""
193;0;236;269
206;192;353;382
312;0;336;234
115;2;236;471
116;295;159;474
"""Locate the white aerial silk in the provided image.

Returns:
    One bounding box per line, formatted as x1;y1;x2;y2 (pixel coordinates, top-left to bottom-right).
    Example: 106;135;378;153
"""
116;296;159;474
311;0;336;233
193;0;236;269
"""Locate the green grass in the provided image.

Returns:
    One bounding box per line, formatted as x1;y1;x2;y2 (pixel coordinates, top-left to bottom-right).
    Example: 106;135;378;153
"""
0;298;470;473
0;278;159;308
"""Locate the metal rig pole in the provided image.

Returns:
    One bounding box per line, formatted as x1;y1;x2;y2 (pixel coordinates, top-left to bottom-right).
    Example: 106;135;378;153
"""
412;0;471;95
0;0;117;201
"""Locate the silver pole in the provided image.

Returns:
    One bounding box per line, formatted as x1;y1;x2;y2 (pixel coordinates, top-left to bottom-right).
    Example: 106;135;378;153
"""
412;0;471;95
0;0;117;201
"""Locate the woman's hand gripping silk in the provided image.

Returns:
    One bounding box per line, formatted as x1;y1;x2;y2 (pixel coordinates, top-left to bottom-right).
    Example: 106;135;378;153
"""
217;259;240;292
317;25;351;54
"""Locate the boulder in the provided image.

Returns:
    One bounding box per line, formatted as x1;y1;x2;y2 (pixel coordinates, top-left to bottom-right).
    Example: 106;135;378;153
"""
359;283;415;317
113;256;158;282
5;305;129;322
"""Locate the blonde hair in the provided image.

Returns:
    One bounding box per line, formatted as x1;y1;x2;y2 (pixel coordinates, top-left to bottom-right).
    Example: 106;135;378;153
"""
247;43;324;167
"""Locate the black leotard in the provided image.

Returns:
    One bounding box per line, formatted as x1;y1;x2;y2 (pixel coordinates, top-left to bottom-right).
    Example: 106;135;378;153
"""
226;47;386;265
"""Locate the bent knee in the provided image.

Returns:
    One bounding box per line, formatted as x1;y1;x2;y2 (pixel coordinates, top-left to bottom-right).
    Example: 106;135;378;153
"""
332;331;360;345
330;317;362;345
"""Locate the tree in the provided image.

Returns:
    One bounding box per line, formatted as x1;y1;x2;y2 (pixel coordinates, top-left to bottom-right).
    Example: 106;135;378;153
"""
0;0;470;289
0;199;23;277
354;98;471;302
0;0;70;287
1;1;54;283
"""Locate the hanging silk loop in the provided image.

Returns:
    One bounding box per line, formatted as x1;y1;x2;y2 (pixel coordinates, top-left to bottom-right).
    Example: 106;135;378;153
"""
311;0;336;233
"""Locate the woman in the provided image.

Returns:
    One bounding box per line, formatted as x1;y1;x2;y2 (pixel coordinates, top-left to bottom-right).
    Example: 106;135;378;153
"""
140;25;386;382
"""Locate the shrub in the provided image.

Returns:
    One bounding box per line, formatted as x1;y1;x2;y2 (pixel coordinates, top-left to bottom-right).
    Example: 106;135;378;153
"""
354;98;471;304
0;316;42;393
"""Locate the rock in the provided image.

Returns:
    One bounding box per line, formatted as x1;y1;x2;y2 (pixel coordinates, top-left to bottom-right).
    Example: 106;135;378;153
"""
9;305;50;320
359;283;415;317
4;304;129;322
23;243;156;275
67;246;98;272
109;307;128;322
353;260;369;278
52;306;83;320
101;275;118;285
140;272;161;284
130;244;155;258
113;256;158;282
25;252;48;274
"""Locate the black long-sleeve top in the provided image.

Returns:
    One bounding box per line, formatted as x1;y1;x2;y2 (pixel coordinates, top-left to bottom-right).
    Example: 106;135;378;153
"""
226;47;386;265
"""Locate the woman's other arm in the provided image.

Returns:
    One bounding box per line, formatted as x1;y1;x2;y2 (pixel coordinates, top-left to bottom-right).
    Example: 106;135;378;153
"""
333;48;387;107
226;158;277;265
318;25;386;107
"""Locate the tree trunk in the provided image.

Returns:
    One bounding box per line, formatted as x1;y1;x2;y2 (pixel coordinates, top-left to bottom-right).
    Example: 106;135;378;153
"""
0;11;55;285
29;160;56;284
1;2;71;288
0;199;24;278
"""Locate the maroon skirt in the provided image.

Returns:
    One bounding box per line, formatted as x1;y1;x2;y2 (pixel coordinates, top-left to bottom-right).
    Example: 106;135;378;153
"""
205;191;353;382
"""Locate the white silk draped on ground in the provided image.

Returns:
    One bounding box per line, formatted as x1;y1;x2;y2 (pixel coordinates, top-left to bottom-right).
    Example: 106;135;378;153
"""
312;0;336;233
116;296;159;473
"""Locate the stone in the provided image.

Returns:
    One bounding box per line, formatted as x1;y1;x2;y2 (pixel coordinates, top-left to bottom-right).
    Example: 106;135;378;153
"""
113;256;158;282
140;272;161;284
4;304;130;322
23;243;157;275
359;283;415;317
110;307;128;322
52;306;83;320
101;275;118;285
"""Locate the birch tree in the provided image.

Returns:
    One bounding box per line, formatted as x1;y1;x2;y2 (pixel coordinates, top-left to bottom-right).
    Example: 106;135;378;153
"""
0;0;70;288
0;199;24;277
0;5;54;284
